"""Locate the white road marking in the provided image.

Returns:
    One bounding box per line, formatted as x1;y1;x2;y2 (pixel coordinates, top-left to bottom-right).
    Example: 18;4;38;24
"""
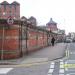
0;68;13;74
50;64;55;68
48;62;55;75
59;74;64;75
59;61;64;74
65;61;67;64
60;60;63;62
68;50;69;57
60;62;64;65
70;52;73;54
67;73;75;75
60;64;64;68
67;60;75;63
48;69;54;73
65;68;68;71
59;69;64;73
70;52;75;54
66;50;68;57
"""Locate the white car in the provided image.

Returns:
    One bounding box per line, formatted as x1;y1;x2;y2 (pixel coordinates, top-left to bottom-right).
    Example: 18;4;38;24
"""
66;39;72;43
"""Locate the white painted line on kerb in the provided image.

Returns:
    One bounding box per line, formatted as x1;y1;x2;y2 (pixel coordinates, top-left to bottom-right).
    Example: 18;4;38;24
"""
0;68;13;74
59;69;64;73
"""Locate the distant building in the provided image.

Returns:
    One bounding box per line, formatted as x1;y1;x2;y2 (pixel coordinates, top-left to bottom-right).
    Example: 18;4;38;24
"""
37;25;46;30
28;16;37;26
46;18;58;32
58;29;65;35
0;1;20;20
68;32;75;39
21;16;27;21
57;29;66;42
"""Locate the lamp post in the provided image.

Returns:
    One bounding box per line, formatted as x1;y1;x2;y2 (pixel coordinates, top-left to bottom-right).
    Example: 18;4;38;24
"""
49;28;51;46
1;13;7;60
26;20;31;54
21;17;28;55
1;26;4;60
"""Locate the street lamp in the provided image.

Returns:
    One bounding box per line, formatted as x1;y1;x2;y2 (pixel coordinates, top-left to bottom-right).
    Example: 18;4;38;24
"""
48;28;52;46
1;12;6;60
1;24;4;60
21;17;28;55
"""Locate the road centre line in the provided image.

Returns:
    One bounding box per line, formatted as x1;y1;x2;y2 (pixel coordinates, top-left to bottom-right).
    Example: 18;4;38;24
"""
66;50;69;57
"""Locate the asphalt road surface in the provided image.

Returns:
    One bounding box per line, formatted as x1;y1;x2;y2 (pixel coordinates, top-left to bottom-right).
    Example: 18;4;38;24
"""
0;43;69;75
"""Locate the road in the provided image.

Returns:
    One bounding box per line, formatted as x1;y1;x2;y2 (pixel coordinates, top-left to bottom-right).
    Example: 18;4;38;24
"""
0;43;67;75
47;43;75;75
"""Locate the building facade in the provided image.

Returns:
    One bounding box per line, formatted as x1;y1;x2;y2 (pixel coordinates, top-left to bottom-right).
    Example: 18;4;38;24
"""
28;16;37;26
0;1;20;20
46;18;58;32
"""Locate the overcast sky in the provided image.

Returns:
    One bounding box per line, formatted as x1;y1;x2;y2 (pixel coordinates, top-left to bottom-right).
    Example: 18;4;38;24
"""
0;0;75;34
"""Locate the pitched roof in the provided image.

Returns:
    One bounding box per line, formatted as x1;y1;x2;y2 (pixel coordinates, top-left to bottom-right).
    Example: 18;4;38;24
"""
29;16;36;20
47;18;57;25
21;16;27;21
1;1;9;5
11;1;20;5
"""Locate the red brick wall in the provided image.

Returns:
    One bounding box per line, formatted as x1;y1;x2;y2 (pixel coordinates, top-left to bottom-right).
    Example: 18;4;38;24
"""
27;29;48;52
27;29;37;51
0;28;20;59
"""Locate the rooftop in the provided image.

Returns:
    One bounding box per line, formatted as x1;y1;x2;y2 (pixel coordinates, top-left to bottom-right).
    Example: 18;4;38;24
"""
0;1;20;5
47;18;57;25
1;1;9;5
11;1;20;5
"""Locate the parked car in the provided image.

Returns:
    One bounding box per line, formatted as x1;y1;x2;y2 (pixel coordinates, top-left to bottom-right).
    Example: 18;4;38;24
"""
65;39;72;43
72;39;75;42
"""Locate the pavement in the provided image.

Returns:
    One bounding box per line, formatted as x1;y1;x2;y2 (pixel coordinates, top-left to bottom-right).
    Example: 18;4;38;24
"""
0;43;67;66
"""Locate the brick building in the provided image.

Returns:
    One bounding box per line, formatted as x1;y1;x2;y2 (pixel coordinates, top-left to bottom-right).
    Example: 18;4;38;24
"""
46;18;58;32
0;1;20;20
28;16;37;26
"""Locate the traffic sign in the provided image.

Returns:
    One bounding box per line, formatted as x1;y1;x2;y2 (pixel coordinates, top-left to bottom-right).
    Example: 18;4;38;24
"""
7;16;14;25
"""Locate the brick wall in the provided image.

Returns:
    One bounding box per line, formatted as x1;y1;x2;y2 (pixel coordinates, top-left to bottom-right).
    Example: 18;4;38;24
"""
0;28;20;59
